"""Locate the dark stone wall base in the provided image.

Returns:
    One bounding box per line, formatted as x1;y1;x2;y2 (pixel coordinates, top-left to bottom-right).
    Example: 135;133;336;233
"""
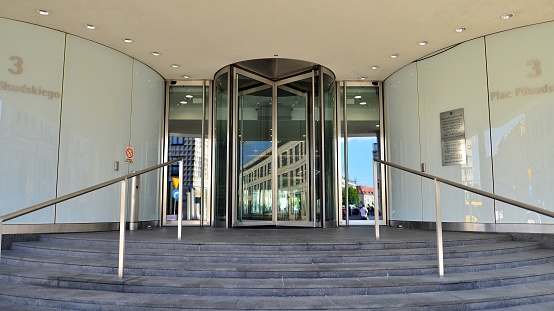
1;234;41;250
510;233;554;249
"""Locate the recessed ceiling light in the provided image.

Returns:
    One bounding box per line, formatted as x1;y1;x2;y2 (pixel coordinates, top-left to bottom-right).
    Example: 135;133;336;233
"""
455;27;467;33
84;24;95;30
37;9;49;16
182;75;190;79
390;54;399;58
185;95;193;98
171;64;180;68
359;76;368;80
500;13;514;20
360;102;367;105
376;124;380;128
354;95;362;99
418;41;428;46
371;66;379;70
151;52;160;56
123;38;133;43
180;101;187;104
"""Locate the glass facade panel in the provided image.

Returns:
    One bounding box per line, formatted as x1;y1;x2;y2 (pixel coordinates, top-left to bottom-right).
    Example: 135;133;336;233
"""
236;74;273;222
276;79;310;223
341;84;380;224
323;73;336;222
214;72;229;223
167;85;207;223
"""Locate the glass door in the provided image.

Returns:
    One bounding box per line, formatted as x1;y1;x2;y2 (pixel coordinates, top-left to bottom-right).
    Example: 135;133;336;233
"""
165;82;211;226
234;70;274;225
275;74;313;226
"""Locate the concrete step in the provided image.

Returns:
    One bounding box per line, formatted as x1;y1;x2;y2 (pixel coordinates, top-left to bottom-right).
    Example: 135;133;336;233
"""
3;249;554;278
1;262;554;296
8;240;540;263
38;232;514;251
1;278;554;310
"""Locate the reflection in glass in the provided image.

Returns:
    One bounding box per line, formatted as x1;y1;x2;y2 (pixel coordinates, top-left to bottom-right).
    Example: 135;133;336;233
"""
276;79;310;222
214;72;229;221
167;85;205;222
237;74;273;221
342;85;380;223
323;73;336;222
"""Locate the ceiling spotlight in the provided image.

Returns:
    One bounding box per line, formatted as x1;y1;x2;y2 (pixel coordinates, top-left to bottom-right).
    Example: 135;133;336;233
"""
418;41;428;46
182;75;190;79
500;13;514;20
151;52;161;56
171;64;180;68
185;95;193;98
123;38;134;43
84;24;95;30
390;53;399;58
37;9;49;15
360;102;367;105
376;124;380;128
354;95;362;99
180;101;187;105
455;27;467;33
359;76;368;80
371;66;379;70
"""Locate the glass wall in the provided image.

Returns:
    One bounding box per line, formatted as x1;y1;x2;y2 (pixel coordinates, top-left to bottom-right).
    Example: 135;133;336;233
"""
214;64;336;227
276;75;312;225
166;82;210;225
340;83;381;225
0;18;165;226
214;70;229;225
323;72;337;223
384;21;554;228
236;72;273;223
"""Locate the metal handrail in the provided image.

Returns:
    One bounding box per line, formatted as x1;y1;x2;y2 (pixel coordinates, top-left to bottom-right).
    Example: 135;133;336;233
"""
373;158;554;277
0;158;184;278
374;158;554;218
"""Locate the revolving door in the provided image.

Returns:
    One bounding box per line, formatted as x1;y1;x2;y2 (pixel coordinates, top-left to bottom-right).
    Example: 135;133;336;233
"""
213;60;337;227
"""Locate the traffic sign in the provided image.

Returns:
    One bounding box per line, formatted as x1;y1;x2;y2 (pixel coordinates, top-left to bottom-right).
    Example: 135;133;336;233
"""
172;189;179;199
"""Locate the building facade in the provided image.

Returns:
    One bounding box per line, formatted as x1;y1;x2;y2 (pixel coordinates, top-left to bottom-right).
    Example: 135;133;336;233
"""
1;10;554;233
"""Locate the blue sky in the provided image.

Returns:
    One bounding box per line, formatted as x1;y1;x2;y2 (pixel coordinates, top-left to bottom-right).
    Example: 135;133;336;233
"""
342;137;378;187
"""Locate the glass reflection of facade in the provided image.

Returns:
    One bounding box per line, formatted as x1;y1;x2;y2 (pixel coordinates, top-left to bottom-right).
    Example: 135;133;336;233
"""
166;62;381;228
166;83;211;225
212;60;337;227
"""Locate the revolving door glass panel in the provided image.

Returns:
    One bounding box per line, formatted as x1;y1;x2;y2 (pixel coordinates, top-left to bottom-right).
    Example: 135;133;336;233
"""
276;78;311;225
236;73;273;223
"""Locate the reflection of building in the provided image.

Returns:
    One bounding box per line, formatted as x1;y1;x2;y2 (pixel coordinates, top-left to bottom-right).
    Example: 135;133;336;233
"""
357;186;374;207
168;136;203;191
341;176;357;188
240;141;308;220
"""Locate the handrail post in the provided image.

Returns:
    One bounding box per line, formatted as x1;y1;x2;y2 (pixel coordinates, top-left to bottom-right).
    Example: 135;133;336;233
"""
118;178;127;278
373;161;380;240
178;159;183;240
435;178;444;277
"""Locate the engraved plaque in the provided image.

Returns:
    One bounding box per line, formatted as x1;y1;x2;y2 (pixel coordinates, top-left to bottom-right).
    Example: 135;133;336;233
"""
440;108;466;166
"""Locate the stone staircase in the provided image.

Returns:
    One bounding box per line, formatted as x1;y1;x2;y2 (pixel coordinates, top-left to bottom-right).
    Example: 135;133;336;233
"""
1;227;554;310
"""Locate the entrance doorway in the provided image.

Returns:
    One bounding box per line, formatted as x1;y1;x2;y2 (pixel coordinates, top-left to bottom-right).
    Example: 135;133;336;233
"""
214;59;337;228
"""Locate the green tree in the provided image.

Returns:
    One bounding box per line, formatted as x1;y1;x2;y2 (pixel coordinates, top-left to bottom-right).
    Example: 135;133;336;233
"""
341;186;359;205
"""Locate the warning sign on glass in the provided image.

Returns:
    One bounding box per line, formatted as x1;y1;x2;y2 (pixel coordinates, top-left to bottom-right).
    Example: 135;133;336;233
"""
440;108;466;166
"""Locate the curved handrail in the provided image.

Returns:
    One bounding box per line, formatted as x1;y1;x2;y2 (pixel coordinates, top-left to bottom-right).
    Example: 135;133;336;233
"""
374;158;554;218
0;158;183;222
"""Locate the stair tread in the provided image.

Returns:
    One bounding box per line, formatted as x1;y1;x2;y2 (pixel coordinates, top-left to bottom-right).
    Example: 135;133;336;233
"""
11;240;539;258
1;277;554;310
1;261;554;290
